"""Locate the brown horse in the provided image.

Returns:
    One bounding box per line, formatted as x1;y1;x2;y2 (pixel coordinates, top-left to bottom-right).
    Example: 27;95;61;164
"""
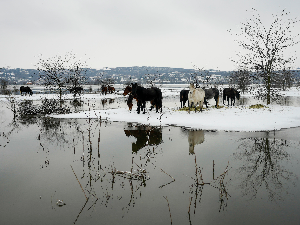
127;94;134;111
123;86;132;96
108;85;115;94
123;85;137;111
101;85;107;95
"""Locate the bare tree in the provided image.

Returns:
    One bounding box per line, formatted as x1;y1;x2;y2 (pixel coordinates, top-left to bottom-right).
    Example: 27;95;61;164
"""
0;78;8;90
230;69;252;93
36;52;88;101
273;68;295;90
232;9;299;104
68;65;87;91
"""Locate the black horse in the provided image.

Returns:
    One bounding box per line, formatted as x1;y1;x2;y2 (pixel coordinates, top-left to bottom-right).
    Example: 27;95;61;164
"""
203;88;219;108
20;86;33;95
223;88;240;106
131;83;162;114
180;90;189;108
69;86;83;97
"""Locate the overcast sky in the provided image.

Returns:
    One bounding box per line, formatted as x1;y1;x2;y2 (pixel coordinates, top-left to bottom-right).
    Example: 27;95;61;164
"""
1;0;300;70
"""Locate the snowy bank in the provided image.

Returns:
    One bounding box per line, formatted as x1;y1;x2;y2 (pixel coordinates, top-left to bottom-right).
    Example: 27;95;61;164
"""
51;105;300;132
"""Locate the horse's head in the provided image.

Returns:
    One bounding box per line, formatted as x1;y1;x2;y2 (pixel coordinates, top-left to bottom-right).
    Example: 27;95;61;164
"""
189;83;195;89
123;86;131;96
235;90;240;100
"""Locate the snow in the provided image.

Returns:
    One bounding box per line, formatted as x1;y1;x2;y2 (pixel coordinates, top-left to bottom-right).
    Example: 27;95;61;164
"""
50;87;300;132
2;86;300;132
50;105;300;132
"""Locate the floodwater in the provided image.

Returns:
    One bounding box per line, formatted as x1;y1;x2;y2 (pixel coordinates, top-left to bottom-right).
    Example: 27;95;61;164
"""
1;88;300;225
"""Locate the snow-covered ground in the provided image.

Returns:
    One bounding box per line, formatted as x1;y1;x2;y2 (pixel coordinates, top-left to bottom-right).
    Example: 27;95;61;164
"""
2;86;300;132
51;86;300;132
51;105;300;132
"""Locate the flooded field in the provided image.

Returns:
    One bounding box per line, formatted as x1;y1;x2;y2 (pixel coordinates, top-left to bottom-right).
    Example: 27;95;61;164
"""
1;87;300;225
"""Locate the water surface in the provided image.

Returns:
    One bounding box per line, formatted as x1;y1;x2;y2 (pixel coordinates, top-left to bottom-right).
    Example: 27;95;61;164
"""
1;91;300;225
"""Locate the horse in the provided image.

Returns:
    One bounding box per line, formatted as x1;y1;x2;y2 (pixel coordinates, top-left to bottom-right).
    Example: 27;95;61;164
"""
180;90;189;108
131;83;162;114
203;88;219;108
108;85;115;94
101;85;107;95
123;85;140;111
20;86;33;96
127;94;134;111
69;86;83;97
188;83;205;113
124;86;156;111
223;88;240;106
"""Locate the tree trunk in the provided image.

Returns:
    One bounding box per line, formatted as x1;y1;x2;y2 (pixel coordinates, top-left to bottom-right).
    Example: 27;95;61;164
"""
267;74;271;105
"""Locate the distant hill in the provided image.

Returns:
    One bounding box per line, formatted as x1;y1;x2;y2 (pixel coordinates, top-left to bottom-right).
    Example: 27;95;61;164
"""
0;66;232;85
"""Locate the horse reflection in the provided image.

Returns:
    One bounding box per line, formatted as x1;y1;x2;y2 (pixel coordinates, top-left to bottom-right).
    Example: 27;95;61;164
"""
124;126;162;153
188;130;205;154
101;98;114;107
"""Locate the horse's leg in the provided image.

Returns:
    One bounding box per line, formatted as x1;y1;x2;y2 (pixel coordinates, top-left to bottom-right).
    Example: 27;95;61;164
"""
215;95;219;108
158;98;162;112
142;101;146;114
149;100;154;111
137;100;141;114
204;98;207;108
152;99;158;113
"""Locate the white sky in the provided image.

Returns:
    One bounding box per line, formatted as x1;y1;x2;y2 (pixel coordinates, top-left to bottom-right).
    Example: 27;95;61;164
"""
1;0;300;70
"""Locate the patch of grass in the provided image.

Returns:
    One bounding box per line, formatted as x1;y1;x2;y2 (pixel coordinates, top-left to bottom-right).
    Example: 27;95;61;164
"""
215;105;224;109
178;107;196;111
177;105;224;111
249;104;267;109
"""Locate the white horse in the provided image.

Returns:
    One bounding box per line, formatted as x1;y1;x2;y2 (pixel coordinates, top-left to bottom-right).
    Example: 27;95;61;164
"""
188;83;205;113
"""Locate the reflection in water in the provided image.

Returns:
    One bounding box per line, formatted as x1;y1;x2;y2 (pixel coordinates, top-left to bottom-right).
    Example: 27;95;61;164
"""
235;136;298;202
70;99;83;112
188;130;205;154
124;125;162;153
188;156;231;222
101;98;115;108
2;90;300;224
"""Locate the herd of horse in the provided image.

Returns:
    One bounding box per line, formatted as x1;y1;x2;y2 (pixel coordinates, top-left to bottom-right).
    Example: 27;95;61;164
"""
19;83;240;114
101;85;115;95
124;83;240;114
